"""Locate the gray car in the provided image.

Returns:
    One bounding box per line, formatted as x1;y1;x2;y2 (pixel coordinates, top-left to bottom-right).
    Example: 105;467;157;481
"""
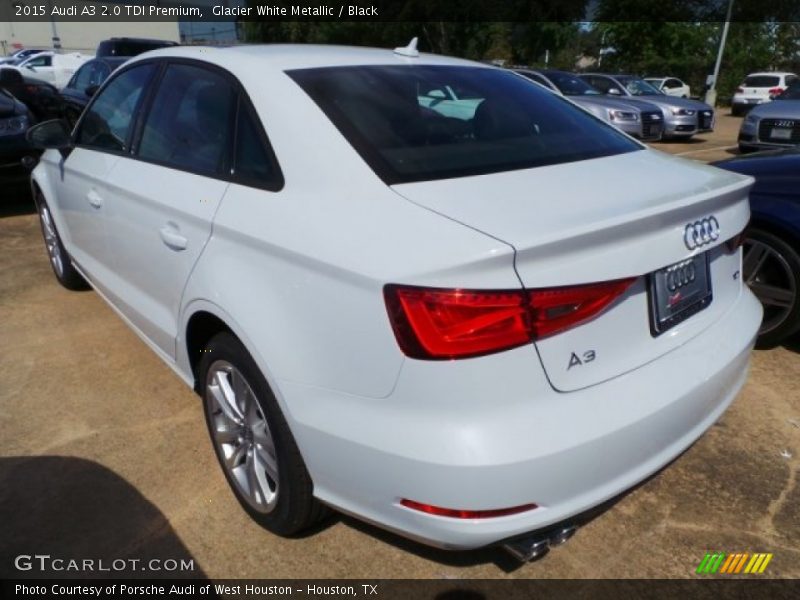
738;81;800;152
515;69;664;141
579;73;715;139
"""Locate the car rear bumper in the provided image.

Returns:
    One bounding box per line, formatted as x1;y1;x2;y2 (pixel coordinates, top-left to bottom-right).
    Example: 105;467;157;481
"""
282;286;761;550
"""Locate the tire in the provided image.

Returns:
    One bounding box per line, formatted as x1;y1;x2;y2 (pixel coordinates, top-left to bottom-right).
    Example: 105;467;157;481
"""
198;332;327;535
731;105;742;117
743;228;800;348
34;191;89;290
738;144;756;154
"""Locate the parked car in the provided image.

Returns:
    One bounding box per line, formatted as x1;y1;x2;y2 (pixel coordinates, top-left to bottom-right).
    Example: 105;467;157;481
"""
579;73;715;138
0;48;47;66
0;88;35;182
516;69;664;140
713;149;800;346
737;81;800;153
731;72;798;116
644;76;691;98
27;45;761;561
96;37;178;58
0;68;65;121
11;51;89;89
60;57;128;127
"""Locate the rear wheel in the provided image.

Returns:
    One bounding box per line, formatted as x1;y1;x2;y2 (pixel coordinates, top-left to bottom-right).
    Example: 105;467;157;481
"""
34;192;88;290
743;228;800;347
199;332;327;535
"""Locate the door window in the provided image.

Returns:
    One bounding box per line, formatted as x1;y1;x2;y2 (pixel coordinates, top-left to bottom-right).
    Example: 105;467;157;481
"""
137;63;236;176
25;55;52;67
69;62;94;90
75;63;156;153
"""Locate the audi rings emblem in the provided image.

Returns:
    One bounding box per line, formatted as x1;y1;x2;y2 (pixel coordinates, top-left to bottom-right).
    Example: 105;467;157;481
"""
684;216;720;250
666;260;697;292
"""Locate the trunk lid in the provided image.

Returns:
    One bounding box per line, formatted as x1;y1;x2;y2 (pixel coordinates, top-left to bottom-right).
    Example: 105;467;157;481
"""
392;149;752;391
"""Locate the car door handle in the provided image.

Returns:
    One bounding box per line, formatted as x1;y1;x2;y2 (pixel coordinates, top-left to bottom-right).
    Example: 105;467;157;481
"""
87;189;103;209
159;226;188;251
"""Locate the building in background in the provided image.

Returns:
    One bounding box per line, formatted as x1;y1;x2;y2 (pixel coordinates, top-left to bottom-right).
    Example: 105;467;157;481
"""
0;1;180;55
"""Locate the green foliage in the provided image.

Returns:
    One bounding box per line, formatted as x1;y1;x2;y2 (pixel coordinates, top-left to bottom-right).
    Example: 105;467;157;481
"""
243;0;800;104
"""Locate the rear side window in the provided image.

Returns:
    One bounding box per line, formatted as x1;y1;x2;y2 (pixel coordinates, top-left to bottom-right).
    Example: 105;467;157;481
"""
744;76;781;87
289;65;640;184
76;63;155;152
138;64;236;176
233;99;282;189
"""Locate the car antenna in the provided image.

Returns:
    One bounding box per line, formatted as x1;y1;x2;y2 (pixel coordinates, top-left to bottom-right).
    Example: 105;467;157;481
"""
394;37;419;58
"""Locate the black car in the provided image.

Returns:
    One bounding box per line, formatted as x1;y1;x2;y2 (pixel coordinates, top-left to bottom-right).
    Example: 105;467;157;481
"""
0;68;64;121
0;88;36;181
713;149;800;346
60;57;128;127
96;37;178;58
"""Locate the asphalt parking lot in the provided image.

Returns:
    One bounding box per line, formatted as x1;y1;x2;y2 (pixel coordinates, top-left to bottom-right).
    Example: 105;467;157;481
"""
1;113;799;580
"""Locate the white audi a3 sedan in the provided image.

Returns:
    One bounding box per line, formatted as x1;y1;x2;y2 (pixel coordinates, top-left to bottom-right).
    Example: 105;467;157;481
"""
27;44;762;560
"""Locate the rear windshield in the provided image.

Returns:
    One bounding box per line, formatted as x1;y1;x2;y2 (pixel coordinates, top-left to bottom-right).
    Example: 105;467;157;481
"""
289;65;640;184
744;76;781;88
545;72;602;96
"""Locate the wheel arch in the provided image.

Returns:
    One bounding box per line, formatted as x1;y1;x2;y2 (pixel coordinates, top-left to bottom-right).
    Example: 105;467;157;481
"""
184;308;234;393
749;215;800;251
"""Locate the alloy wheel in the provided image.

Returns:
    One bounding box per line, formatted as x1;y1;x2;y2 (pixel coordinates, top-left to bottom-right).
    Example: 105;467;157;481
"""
743;238;797;334
206;360;279;513
39;203;64;278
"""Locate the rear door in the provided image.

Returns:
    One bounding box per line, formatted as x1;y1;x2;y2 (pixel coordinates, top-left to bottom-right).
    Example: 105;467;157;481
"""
100;61;234;358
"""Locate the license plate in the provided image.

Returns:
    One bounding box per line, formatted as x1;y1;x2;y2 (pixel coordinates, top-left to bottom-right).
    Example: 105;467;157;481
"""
771;128;792;140
746;98;760;104
648;253;712;336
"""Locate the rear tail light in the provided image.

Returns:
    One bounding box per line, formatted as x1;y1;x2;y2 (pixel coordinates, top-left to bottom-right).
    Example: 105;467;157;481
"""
768;87;783;96
400;498;537;519
384;278;635;360
736;87;744;94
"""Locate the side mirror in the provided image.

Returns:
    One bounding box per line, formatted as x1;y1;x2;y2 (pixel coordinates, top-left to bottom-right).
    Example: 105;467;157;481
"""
26;119;72;151
85;85;99;97
608;88;622;96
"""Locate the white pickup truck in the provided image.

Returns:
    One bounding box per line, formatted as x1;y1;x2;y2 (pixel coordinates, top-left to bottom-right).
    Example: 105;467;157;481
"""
10;52;89;89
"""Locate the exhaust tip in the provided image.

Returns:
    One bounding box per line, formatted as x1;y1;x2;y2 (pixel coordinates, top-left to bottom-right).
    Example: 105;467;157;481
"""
502;538;550;562
501;524;578;562
548;525;578;547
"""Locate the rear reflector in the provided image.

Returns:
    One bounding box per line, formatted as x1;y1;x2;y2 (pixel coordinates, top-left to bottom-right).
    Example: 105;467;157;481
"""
726;231;747;252
384;279;635;360
400;498;537;519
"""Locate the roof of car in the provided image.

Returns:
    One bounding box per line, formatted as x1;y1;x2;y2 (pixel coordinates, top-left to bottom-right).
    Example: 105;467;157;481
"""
746;71;796;77
130;44;487;72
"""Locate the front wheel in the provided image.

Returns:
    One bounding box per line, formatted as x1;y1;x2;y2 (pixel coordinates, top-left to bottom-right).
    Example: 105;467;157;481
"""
35;192;88;290
199;332;327;535
743;228;800;347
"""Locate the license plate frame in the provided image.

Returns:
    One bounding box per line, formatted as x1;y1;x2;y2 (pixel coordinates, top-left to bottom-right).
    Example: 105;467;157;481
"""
771;127;792;140
648;253;713;336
